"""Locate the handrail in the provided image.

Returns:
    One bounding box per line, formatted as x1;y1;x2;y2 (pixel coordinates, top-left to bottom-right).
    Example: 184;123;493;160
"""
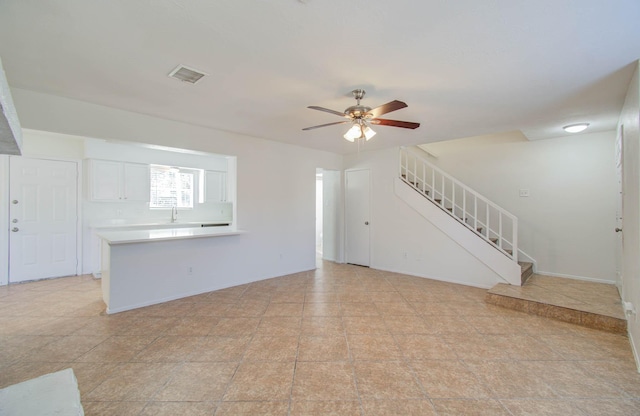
399;146;518;262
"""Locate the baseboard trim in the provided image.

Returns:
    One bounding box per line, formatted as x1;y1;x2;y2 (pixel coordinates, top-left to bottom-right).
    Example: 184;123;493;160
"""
534;270;616;285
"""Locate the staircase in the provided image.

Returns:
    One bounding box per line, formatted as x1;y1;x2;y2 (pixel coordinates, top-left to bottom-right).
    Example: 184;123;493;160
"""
399;146;518;262
398;147;625;333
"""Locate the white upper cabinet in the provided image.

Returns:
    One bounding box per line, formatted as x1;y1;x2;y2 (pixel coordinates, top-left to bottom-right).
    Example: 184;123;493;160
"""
90;160;150;202
205;170;227;202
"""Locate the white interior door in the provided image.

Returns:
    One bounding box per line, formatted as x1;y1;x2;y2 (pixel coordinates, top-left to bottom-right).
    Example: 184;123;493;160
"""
9;157;78;283
345;169;370;266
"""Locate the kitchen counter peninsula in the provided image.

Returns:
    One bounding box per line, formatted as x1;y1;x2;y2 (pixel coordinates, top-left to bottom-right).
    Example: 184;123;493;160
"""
98;226;244;314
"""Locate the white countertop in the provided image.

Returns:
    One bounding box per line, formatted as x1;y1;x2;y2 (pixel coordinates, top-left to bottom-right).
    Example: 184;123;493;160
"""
98;226;244;244
91;220;231;230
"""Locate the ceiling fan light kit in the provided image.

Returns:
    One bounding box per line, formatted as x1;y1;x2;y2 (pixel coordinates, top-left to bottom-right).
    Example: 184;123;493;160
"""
303;89;420;143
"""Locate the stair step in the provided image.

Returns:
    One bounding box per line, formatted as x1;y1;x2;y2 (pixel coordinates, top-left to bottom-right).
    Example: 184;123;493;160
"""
489;237;498;244
518;261;534;285
485;277;627;334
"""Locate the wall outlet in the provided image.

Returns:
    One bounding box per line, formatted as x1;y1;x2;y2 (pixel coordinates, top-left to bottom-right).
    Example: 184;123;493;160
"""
519;189;530;197
402;252;408;259
187;266;193;276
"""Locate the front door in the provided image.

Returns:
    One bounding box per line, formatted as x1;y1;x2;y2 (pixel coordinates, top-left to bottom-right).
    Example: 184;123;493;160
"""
9;157;78;283
345;169;370;266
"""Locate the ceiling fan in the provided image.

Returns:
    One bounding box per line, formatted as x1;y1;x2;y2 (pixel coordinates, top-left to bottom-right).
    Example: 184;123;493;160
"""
302;89;420;142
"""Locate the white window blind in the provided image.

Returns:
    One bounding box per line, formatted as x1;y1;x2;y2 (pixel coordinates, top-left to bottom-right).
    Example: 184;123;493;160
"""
149;166;194;208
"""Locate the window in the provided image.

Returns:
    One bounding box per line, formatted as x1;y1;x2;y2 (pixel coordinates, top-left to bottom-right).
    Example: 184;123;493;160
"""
149;165;194;208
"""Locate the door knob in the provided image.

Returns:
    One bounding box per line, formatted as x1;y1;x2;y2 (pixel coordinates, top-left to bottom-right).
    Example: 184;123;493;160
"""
12;219;18;223
11;227;19;232
12;200;18;204
615;227;623;232
365;221;369;225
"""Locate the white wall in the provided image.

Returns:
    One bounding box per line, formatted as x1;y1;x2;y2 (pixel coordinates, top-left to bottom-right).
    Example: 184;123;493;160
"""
619;61;640;367
8;88;343;286
344;147;504;288
421;130;618;282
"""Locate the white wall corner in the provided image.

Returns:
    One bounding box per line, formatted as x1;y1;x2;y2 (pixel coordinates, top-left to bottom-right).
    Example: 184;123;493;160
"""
394;177;521;286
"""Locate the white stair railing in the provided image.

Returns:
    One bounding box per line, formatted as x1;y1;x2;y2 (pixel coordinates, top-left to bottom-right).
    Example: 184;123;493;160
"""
399;146;518;262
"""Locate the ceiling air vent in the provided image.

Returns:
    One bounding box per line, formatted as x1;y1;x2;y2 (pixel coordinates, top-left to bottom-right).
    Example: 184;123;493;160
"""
168;65;207;84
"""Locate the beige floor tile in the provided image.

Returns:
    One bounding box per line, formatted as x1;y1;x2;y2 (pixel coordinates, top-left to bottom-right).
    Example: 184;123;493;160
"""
256;316;302;336
340;302;381;316
483;334;564;360
1;264;637;416
574;399;640;416
354;361;425;399
164;316;219;336
225;300;270;317
154;362;237;401
223;362;295;401
300;316;344;335
140;401;217;416
432;399;511;415
343;316;390;334
577;359;640;398
394;334;458;360
298;334;349;361
85;362;178;401
133;335;204;362
383;315;435;334
441;333;510;360
360;399;437;415
243;335;299;361
210;317;260;336
421;315;476;334
292;361;358;400
500;399;587;415
411;360;492;398
75;335;157;363
375;301;417;316
338;292;373;302
69;362;121;396
521;361;627;398
188;335;251;362
466;360;558;398
214;401;289;415
81;401;147;416
264;302;304;317
27;334;109;362
117;316;179;336
190;302;232;316
348;334;403;361
302;302;341;317
290;401;361;415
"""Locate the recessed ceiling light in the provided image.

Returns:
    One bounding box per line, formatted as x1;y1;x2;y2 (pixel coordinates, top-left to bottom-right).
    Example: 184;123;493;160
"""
563;123;590;133
168;65;207;84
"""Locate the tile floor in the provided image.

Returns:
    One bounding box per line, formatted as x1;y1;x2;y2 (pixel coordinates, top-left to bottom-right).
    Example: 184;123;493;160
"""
489;275;625;319
1;261;640;415
487;274;627;334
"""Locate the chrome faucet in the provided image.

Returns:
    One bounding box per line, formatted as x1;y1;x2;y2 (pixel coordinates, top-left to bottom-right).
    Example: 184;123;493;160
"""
171;206;178;223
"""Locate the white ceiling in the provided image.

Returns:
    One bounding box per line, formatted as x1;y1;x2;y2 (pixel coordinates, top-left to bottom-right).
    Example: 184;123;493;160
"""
0;0;639;154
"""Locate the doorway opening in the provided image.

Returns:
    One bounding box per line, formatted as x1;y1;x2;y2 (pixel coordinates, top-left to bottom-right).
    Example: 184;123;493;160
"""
316;169;323;263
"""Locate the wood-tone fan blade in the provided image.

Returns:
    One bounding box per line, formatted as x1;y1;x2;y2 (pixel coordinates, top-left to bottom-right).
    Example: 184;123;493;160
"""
370;118;420;129
302;120;351;131
307;106;348;117
366;100;408;118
